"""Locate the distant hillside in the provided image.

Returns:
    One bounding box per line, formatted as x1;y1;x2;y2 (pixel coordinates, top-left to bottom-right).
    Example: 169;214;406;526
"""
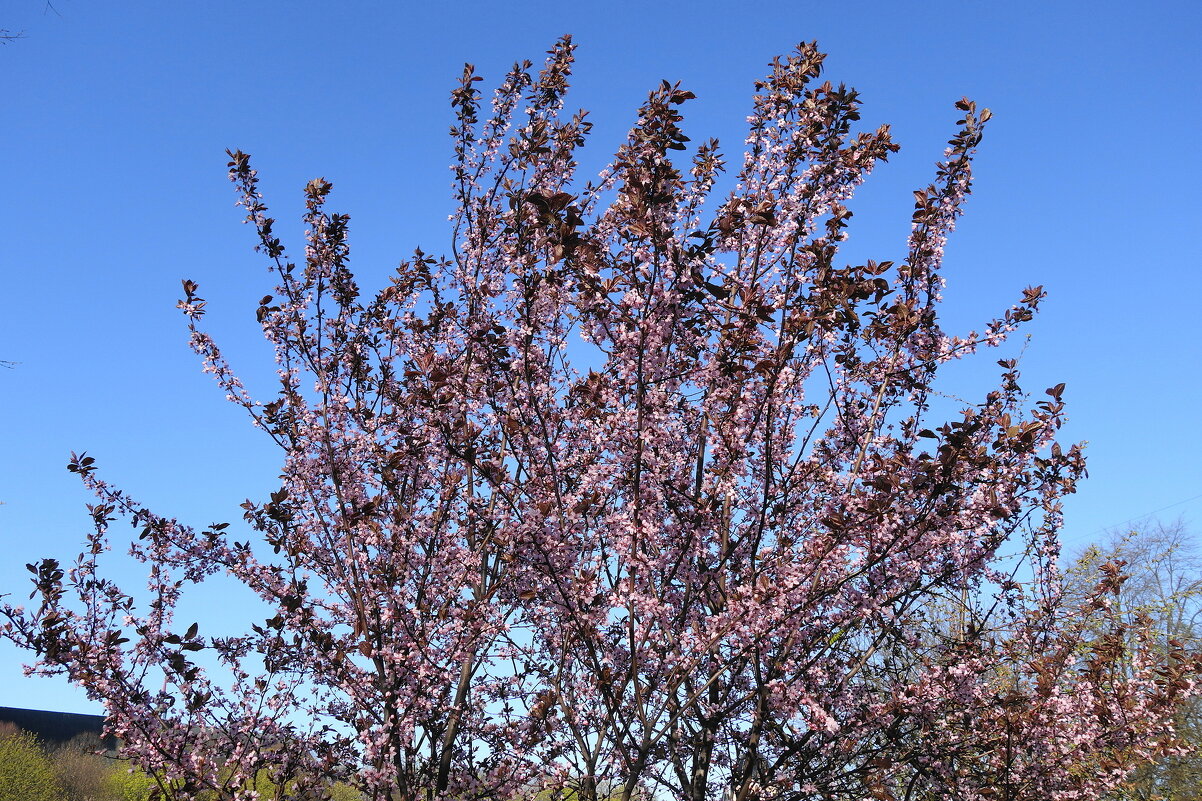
0;706;116;750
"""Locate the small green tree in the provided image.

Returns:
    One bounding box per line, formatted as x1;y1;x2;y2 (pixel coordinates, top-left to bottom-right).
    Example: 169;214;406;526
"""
0;722;65;801
101;765;156;801
327;782;365;801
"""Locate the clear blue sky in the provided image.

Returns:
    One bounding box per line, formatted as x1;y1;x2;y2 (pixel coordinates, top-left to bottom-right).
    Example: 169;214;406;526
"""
1;0;1199;714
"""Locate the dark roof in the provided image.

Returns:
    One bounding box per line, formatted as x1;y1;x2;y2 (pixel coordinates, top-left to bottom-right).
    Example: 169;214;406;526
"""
0;706;117;750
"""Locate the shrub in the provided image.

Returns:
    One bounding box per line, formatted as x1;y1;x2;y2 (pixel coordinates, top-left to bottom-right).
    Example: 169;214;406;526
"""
327;782;364;801
51;733;120;801
100;764;156;801
0;722;65;801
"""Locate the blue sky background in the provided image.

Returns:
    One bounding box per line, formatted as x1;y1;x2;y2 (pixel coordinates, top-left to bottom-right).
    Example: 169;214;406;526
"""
1;0;1199;714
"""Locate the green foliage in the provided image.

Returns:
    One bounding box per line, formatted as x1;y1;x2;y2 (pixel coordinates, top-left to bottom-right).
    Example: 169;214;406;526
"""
0;722;65;801
101;765;156;801
327;782;364;801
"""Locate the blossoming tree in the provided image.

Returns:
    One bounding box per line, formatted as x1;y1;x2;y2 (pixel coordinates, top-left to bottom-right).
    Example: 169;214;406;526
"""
3;38;1197;801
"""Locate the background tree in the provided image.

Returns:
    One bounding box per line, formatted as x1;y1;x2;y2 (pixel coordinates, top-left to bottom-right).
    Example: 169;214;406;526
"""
0;722;66;801
50;732;119;801
1064;521;1202;801
2;38;1198;801
102;768;157;801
